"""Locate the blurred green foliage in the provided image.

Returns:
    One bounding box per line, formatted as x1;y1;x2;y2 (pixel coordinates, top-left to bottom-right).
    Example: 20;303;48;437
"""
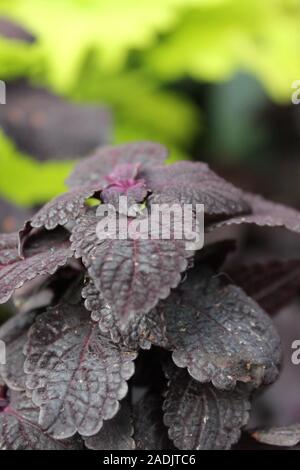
0;130;73;205
0;0;300;206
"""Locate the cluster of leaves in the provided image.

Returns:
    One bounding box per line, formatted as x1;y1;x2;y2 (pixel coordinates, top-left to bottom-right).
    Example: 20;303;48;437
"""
1;142;300;450
1;0;300;205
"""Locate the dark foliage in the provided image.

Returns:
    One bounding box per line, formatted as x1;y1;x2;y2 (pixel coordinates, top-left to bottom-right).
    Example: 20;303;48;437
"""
1;142;300;450
0;82;111;161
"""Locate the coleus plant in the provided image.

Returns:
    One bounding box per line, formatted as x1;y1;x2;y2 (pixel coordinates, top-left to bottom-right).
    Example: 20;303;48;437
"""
0;142;300;450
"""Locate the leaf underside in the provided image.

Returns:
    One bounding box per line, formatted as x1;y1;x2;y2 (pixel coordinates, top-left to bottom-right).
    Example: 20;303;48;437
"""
211;192;300;234
228;260;300;314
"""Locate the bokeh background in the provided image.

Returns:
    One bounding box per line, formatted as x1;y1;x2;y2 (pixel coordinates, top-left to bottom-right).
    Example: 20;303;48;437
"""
1;0;300;448
0;0;300;215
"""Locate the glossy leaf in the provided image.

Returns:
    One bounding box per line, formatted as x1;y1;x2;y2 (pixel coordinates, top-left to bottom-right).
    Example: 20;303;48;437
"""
0;390;83;450
84;401;135;450
141;161;250;216
71;209;192;320
82;278;152;349
0;231;19;265
146;266;281;389
24;303;136;438
27;185;101;231
0;227;72;304
0;310;38;391
211;193;300;234
67;142;168;188
163;367;250;450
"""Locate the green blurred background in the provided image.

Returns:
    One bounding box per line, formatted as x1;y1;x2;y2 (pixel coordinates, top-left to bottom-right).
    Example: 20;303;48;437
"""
0;0;300;216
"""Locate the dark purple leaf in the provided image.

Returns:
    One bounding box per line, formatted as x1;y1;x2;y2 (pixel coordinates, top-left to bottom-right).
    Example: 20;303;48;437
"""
210;192;300;234
107;162;140;182
82;278;152;349
101;162;147;211
146;266;281;389
228;260;300;314
163;367;250;450
141;161;250;216
0;390;83;450
251;424;300;447
101;180;148;215
134;391;173;450
84;401;135;450
0;227;72;304
71;209;193;320
0;232;19;265
67;142;168;188
0;82;110;161
0;310;38;391
24;303;136;439
26;185;101;231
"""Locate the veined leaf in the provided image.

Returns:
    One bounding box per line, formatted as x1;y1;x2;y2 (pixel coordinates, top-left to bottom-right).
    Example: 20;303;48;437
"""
163;365;250;450
0;390;83;450
24;303;136;438
146;265;281;389
0;227;72;304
